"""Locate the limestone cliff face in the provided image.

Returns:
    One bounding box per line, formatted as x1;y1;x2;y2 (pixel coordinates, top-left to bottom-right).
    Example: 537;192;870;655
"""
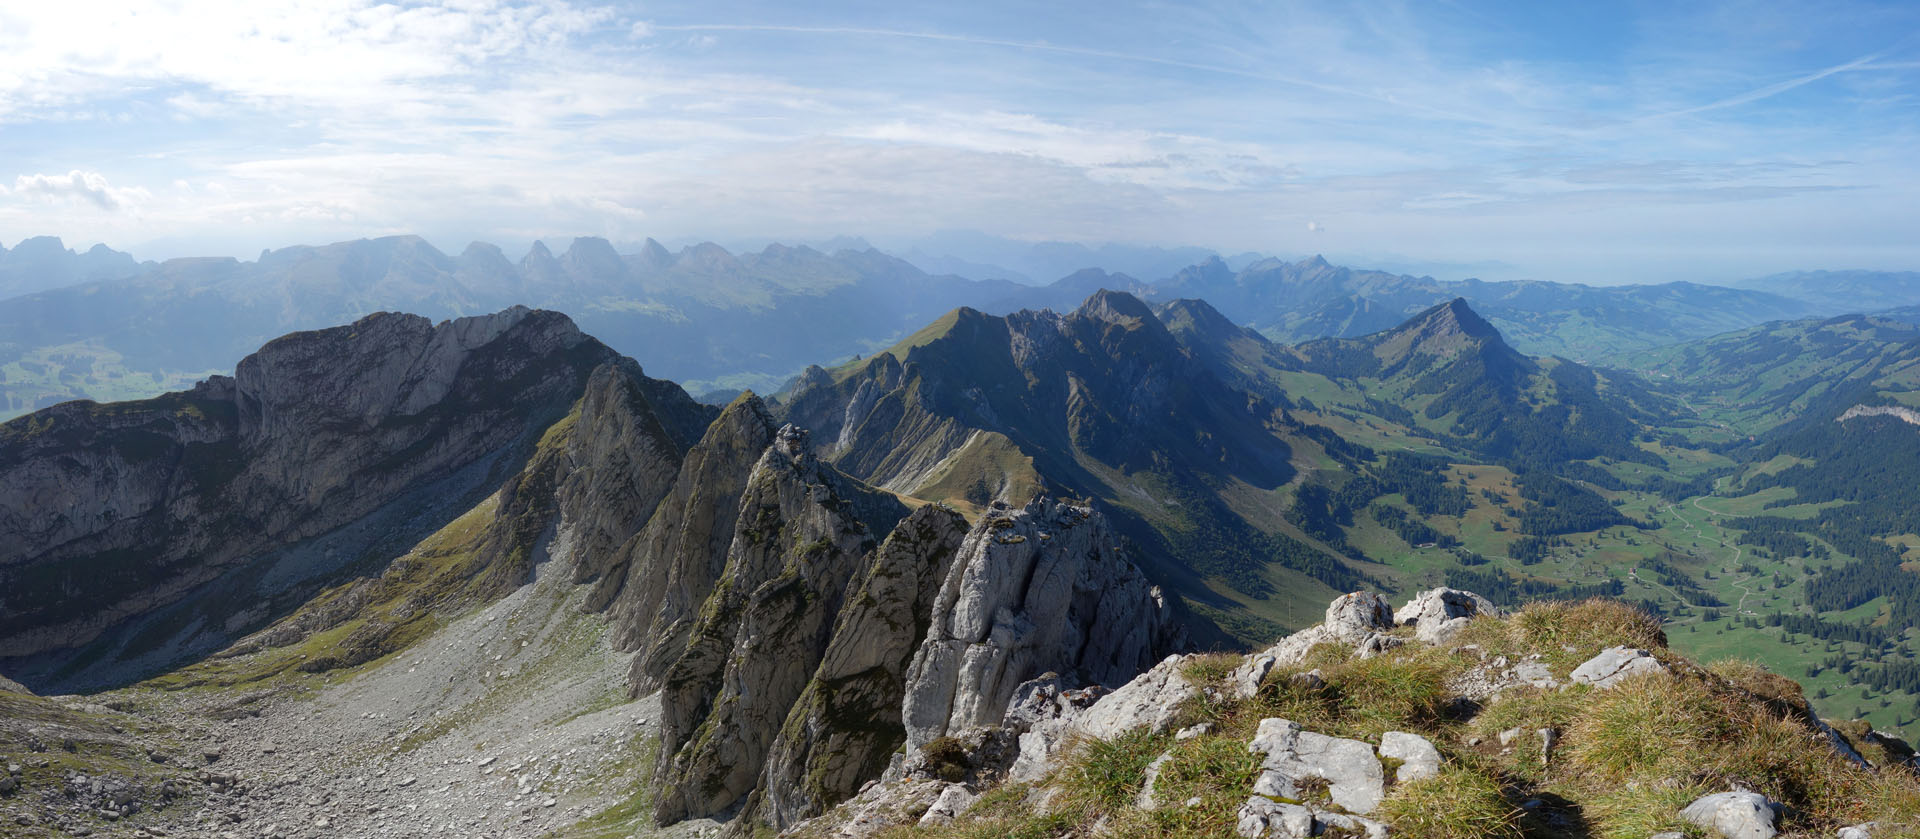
746;503;970;832
901;496;1185;750
652;426;909;824
0;307;711;691
552;362;706;587
598;394;777;693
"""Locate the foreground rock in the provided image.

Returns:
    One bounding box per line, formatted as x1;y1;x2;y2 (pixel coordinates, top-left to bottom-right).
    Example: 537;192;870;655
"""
901;497;1185;749
1570;646;1666;688
1396;587;1499;644
1248;718;1385;814
1679;791;1779;839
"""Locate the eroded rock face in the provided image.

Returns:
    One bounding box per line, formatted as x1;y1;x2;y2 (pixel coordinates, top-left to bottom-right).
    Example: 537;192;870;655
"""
652;428;906;824
0;308;711;691
749;504;970;831
553;362;700;587
900;497;1185;750
1073;654;1201;742
599;394;776;692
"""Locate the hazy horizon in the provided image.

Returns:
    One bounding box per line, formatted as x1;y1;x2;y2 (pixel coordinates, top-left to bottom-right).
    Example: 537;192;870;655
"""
3;1;1917;285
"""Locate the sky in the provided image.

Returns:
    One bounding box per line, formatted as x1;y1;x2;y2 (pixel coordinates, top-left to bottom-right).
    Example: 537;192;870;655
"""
0;0;1916;285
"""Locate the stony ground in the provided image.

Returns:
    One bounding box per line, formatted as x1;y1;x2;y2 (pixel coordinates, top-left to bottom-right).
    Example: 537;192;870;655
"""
0;559;726;839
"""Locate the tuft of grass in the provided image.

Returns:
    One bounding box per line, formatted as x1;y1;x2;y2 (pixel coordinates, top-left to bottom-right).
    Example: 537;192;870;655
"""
1466;685;1591;782
1321;653;1455;739
1453;598;1667;675
919;736;972;783
1378;766;1523;839
1180;652;1243;688
1055;728;1168;814
1563;672;1728;784
1582;780;1709;839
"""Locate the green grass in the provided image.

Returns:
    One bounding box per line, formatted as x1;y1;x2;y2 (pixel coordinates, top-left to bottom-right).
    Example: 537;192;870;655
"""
1;341;222;420
881;599;1920;839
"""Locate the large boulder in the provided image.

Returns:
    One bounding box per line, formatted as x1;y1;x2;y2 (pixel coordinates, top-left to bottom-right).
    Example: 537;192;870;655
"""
1679;791;1778;839
1325;592;1396;643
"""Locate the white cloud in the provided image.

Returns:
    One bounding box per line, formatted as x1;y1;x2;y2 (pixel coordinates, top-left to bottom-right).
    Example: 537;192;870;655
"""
0;0;1911;285
0;0;615;119
11;170;149;211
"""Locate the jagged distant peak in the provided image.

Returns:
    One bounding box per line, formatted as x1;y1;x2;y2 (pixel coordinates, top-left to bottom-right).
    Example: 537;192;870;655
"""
10;235;70;254
1073;288;1155;324
637;237;673;264
676;241;741;271
561;236;626;274
1156;296;1242;335
1404;297;1502;341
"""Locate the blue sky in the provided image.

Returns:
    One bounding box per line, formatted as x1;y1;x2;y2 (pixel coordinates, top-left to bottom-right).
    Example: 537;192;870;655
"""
0;0;1915;284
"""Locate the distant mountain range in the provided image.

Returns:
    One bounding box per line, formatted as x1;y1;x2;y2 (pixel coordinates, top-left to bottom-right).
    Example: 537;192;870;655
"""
4;232;1918;421
1731;269;1920;316
0;236;145;298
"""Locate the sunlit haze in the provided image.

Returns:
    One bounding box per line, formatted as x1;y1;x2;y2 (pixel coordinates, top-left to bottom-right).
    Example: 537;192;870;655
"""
2;0;1917;283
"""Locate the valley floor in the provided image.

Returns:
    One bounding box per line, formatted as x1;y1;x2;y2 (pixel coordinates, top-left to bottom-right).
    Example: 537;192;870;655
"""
1;553;713;839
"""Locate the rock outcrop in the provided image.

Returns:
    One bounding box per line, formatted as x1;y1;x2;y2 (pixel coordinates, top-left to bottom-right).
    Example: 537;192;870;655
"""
1569;646;1667;688
1231;592;1398;698
1248;717;1386;814
651;426;909;825
747;504;971;831
551;362;700;587
598;393;777;691
1396;587;1499;644
901;497;1185;750
1680;791;1780;839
